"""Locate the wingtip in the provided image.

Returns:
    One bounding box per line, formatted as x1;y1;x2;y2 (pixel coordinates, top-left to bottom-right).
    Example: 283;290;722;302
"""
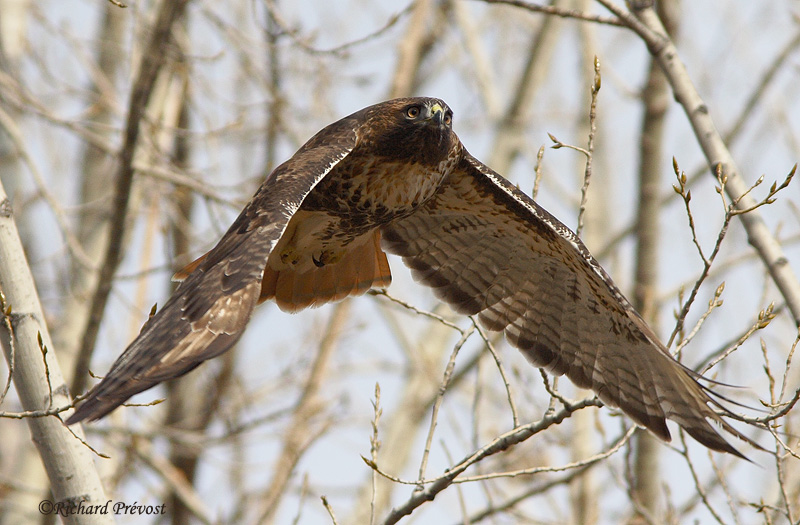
66;383;137;424
65;408;91;426
65;396;114;425
681;410;767;462
688;430;753;462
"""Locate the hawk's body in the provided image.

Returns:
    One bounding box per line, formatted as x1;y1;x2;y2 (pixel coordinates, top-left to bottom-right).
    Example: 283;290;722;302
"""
67;98;756;458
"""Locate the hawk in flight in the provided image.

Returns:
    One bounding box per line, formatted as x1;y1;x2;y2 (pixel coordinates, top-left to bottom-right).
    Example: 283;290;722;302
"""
68;97;756;458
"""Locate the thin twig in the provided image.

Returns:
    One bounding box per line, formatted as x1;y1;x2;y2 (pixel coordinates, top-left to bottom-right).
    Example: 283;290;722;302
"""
453;426;636;483
667;162;733;349
417;325;475;487
677;432;727;525
369;289;465;332
708;456;741;525
321;496;340;525
777;331;800;405
0;290;14;406
699;303;775;374
369;395;606;488
673;282;725;358
0;406;71;419
576;55;600;237
539;369;573;411
37;332;53;410
532;145;545;200
263;0;413;56
667;162;795;350
454;464;595;524
377;396;603;524
370;383;382;525
472;321;519;427
480;0;624;27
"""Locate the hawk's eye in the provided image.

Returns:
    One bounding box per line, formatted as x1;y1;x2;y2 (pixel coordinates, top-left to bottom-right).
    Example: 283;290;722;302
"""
405;106;421;119
443;112;452;126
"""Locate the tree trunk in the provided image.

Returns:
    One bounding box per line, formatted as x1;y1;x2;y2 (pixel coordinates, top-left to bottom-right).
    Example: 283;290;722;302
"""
0;178;111;525
629;1;680;522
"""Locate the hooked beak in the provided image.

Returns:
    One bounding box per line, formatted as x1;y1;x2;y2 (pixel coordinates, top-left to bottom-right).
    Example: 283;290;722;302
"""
428;103;446;126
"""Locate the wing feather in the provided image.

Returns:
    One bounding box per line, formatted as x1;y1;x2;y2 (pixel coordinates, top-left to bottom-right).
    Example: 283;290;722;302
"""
67;115;361;424
382;150;756;457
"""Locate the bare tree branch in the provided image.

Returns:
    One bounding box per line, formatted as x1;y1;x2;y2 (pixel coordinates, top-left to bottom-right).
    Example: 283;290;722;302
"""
377;397;604;524
595;0;800;326
0;180;111;524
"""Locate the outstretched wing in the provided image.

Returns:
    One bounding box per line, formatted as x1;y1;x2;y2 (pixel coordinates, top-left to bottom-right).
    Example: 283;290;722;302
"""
67;115;361;424
381;150;756;457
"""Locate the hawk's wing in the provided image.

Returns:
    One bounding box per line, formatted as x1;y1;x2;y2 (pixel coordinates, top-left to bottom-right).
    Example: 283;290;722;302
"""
67;115;361;424
381;150;756;457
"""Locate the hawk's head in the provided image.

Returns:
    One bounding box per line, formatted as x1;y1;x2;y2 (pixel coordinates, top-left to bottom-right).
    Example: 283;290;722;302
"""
359;97;459;166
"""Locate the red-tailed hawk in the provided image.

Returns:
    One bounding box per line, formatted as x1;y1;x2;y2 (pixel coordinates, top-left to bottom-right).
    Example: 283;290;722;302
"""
67;97;756;458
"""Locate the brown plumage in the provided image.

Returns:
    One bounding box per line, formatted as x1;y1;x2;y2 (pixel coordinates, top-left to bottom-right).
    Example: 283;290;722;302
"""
67;97;757;459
